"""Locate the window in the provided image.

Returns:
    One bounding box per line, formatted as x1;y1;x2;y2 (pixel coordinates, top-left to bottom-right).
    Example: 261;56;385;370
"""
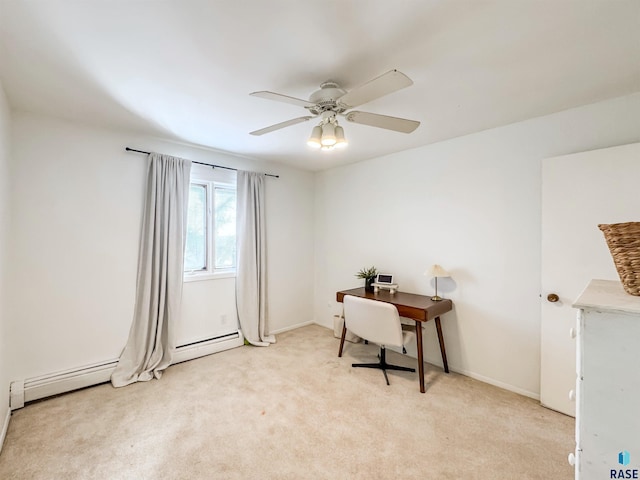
184;183;208;272
213;186;236;270
184;167;236;280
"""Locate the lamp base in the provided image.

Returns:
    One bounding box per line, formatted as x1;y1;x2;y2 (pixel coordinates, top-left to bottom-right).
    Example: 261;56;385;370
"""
431;295;443;302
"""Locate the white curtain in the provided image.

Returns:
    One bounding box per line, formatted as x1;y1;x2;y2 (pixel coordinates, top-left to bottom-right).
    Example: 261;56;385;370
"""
111;153;192;387
236;170;275;346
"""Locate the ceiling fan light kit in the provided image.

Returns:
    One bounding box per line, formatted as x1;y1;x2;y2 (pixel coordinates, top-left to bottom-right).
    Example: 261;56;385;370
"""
307;112;348;151
250;69;420;152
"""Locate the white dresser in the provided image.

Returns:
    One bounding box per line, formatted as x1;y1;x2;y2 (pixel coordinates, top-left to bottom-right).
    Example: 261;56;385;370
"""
572;279;640;479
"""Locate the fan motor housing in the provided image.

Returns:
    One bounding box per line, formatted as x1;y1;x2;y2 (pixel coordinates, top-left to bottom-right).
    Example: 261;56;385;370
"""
307;82;347;115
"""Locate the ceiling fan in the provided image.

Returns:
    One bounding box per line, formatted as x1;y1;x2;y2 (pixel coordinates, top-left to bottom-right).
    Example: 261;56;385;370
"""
249;69;420;150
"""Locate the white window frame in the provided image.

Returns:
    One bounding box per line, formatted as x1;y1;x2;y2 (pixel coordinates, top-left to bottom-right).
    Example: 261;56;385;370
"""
184;166;237;282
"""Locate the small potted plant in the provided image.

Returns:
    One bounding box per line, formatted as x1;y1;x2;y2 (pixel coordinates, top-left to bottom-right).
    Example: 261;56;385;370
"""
356;266;378;292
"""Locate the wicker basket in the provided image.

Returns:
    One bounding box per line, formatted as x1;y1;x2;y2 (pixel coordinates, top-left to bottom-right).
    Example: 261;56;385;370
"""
598;222;640;296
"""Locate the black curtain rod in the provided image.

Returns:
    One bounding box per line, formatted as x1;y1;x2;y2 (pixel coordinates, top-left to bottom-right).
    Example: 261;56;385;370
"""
125;147;279;178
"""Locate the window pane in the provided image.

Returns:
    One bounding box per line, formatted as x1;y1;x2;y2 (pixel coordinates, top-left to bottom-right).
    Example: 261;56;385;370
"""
214;187;236;269
184;184;207;271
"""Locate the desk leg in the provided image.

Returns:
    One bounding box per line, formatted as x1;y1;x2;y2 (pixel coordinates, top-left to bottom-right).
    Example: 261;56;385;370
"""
435;316;449;373
415;320;425;393
338;323;347;357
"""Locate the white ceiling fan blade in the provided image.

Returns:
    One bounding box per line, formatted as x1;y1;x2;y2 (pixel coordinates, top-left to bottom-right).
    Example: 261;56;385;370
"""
250;91;315;108
345;111;420;133
337;69;413;108
250;116;315;136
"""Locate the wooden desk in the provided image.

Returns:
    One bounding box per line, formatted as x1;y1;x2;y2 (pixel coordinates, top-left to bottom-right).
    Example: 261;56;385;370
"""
336;287;453;393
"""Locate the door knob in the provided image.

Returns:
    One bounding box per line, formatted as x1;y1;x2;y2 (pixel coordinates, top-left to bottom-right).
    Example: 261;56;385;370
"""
547;293;559;303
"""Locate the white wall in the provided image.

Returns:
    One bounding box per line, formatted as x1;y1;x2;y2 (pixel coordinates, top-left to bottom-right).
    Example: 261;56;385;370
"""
7;112;314;382
6;92;639;402
314;93;640;398
0;78;12;443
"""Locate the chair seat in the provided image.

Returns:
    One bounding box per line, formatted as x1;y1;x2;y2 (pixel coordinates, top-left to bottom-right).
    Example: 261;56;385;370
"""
363;327;414;347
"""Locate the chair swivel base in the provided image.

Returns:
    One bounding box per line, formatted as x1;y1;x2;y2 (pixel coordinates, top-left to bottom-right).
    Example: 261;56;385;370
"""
352;346;415;385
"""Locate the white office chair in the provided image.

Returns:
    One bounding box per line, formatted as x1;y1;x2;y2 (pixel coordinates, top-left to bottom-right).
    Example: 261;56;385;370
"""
342;295;416;385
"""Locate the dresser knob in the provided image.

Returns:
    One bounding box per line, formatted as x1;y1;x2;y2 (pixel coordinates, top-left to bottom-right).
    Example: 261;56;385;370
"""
569;389;576;401
568;452;576;466
547;293;560;303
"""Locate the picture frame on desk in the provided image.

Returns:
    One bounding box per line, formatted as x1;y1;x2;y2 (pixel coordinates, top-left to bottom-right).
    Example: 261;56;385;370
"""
373;274;398;293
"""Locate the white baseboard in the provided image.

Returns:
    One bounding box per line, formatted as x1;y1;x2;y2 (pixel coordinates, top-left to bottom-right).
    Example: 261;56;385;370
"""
11;331;244;409
415;349;540;400
397;349;540;400
445;365;540;400
269;320;313;335
0;407;10;454
321;321;541;401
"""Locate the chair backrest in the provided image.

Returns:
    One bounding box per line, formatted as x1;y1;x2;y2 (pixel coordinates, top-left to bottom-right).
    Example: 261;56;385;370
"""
343;295;404;347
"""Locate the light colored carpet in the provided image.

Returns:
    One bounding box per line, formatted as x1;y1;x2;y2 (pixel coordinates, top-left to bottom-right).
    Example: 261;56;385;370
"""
0;324;574;479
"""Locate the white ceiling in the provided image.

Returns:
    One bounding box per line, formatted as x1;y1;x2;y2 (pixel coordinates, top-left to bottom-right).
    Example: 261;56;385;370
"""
0;0;638;171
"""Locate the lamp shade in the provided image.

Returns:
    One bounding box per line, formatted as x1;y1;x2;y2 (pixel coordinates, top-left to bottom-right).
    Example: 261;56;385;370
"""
307;126;322;148
425;264;449;278
334;126;348;148
321;122;336;146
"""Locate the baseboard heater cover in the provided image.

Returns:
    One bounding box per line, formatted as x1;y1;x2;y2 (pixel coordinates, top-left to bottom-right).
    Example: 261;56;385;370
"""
10;331;243;409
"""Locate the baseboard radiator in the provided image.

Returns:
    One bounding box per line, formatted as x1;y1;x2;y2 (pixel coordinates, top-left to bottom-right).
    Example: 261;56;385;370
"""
9;330;244;410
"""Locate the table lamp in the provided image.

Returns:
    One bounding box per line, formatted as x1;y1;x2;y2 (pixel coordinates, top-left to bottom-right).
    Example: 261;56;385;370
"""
425;264;450;301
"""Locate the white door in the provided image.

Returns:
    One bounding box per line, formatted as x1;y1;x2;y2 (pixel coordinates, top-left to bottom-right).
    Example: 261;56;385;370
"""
540;142;640;416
